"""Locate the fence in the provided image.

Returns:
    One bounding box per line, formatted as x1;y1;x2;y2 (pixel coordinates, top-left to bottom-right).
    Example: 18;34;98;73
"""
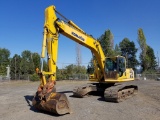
0;75;34;81
67;74;89;80
1;73;160;82
8;74;89;81
0;75;10;82
136;74;160;80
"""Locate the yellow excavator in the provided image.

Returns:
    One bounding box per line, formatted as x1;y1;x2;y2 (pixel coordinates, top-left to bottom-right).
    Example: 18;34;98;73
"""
32;5;138;115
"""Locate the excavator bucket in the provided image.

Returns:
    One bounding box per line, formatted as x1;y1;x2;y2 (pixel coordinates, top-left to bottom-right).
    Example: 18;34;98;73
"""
32;80;71;115
32;92;71;115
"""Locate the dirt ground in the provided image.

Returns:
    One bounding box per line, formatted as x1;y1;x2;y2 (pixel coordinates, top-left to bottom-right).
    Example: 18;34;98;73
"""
0;80;160;120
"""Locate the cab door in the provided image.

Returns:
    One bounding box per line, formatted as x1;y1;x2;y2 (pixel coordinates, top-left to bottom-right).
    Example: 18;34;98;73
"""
105;58;117;79
117;57;126;77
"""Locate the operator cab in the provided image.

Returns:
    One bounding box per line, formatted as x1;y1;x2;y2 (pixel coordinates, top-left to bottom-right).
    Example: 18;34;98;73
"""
105;56;126;79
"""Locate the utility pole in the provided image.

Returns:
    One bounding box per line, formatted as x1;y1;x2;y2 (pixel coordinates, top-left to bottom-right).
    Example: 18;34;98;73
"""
76;43;82;72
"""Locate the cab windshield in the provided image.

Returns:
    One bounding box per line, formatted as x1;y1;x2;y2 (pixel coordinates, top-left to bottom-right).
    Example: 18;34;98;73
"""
105;58;117;72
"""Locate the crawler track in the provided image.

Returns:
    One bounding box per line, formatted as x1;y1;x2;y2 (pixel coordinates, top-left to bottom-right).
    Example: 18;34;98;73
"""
73;82;138;103
104;83;138;102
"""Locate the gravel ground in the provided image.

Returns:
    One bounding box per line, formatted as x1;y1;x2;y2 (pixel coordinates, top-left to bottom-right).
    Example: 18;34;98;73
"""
0;80;160;120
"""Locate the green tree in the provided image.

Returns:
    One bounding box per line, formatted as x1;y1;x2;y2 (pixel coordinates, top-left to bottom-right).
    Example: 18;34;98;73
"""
10;54;21;79
119;38;138;70
146;46;157;70
56;67;63;80
21;50;35;75
32;52;40;70
114;44;121;56
76;65;86;74
42;59;48;72
140;45;157;72
137;28;147;71
98;29;114;57
65;64;75;75
64;64;87;79
0;48;10;75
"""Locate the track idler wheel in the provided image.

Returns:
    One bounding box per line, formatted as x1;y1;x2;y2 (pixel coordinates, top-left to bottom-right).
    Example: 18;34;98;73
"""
32;92;71;115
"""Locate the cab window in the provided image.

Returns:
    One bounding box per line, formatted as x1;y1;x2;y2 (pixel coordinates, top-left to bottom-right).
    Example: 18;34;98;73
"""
105;58;117;72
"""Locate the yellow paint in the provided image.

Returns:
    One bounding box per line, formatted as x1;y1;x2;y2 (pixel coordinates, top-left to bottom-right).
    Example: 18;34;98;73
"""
38;5;135;87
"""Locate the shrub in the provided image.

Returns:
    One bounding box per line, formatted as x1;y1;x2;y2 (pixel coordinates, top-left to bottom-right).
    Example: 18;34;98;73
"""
30;73;39;81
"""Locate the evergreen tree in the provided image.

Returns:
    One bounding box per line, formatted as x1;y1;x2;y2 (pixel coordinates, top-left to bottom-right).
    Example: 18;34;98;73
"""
98;29;114;57
114;44;121;56
0;48;10;75
146;46;157;70
10;54;21;79
32;52;40;70
21;50;35;75
140;45;157;72
119;38;138;70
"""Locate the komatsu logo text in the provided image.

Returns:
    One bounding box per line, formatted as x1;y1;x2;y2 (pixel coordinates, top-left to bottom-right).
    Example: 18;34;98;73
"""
71;32;85;41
